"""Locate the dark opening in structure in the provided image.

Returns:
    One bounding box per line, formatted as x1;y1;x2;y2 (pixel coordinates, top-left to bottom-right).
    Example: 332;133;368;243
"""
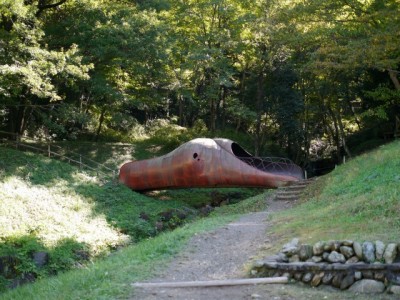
231;143;252;158
193;153;198;159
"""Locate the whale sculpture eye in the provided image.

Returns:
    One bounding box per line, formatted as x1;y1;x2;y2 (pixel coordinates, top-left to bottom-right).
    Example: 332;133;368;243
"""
193;153;198;159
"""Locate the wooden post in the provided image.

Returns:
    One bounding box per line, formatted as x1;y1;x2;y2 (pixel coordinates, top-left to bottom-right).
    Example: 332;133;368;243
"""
79;155;82;170
132;277;288;288
395;116;400;139
48;144;51;158
304;170;307;179
343;156;346;164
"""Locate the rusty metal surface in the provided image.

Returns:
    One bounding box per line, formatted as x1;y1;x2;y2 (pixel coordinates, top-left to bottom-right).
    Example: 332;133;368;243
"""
119;138;303;191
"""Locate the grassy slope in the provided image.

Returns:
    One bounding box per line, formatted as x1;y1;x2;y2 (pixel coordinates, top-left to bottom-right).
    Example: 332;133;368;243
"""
3;139;398;298
271;140;400;245
0;142;263;293
0;193;268;300
0;147;192;252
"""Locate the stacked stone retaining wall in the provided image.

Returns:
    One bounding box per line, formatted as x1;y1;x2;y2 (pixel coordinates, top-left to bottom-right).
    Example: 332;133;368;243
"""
251;238;400;294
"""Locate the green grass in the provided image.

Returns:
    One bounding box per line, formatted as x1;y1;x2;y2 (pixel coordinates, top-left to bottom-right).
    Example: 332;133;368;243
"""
0;143;266;292
0;192;268;300
270;140;400;244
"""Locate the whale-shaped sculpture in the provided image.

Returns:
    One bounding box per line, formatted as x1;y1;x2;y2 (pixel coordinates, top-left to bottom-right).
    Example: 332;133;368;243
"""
119;138;304;191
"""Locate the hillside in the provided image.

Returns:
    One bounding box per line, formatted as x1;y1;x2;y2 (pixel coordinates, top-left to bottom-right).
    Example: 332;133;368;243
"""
0;141;400;299
0;145;262;292
271;140;400;244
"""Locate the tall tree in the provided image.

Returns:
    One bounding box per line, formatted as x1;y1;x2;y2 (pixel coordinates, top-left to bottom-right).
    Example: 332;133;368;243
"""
0;0;90;137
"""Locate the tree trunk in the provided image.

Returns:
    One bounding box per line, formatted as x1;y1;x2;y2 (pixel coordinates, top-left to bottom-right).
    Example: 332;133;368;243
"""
324;106;340;162
254;71;265;156
335;106;352;158
210;97;216;134
345;97;361;130
322;114;336;147
7;105;27;139
95;107;106;142
19;106;33;136
327;105;351;161
178;94;184;126
389;70;400;90
219;86;226;130
236;69;247;132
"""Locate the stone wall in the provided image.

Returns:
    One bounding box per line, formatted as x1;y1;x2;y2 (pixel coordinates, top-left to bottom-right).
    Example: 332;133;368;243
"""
251;238;400;295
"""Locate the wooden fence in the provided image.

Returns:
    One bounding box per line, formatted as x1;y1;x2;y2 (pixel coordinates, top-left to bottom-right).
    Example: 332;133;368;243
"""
0;130;118;180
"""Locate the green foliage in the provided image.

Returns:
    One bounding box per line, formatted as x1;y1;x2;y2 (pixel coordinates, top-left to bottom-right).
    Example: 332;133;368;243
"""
362;86;400;120
1;0;400;171
48;239;88;272
0;235;88;291
148;119;209;152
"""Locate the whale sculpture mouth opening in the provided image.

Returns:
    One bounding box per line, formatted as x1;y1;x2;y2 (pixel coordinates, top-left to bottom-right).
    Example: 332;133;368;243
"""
231;142;252;158
231;142;303;178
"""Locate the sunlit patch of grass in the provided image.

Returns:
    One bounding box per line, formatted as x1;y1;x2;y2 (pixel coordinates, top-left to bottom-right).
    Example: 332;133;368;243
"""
0;175;130;254
271;140;400;244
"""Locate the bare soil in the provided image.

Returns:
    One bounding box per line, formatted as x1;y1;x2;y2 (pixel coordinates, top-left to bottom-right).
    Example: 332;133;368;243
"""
131;197;393;300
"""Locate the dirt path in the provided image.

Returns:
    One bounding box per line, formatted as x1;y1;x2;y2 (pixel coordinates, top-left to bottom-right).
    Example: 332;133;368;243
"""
131;198;296;300
131;193;395;300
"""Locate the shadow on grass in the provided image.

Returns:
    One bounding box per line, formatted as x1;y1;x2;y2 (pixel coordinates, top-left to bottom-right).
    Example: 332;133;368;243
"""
0;235;89;292
0;146;195;244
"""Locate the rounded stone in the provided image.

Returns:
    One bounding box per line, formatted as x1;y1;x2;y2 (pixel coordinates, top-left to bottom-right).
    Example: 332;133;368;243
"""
311;256;323;263
327;251;346;263
389;285;400;295
349;279;385;294
322;273;334;284
362;242;376;263
340;246;355;259
289;254;300;263
342;240;354;247
322;252;330;261
311;272;324;287
332;274;344;288
282;238;300;256
263;253;288;263
346;256;360;264
324;240;340;251
299;244;314;261
383;243;398;264
313;241;325;256
355;271;362;280
353;242;363;259
375;241;385;261
340;273;355;290
302;272;313;283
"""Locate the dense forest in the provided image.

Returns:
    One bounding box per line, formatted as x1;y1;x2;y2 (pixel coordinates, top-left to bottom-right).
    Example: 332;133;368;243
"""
1;0;399;168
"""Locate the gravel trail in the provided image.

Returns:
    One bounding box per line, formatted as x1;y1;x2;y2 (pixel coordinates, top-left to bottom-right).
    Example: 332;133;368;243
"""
131;199;293;300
